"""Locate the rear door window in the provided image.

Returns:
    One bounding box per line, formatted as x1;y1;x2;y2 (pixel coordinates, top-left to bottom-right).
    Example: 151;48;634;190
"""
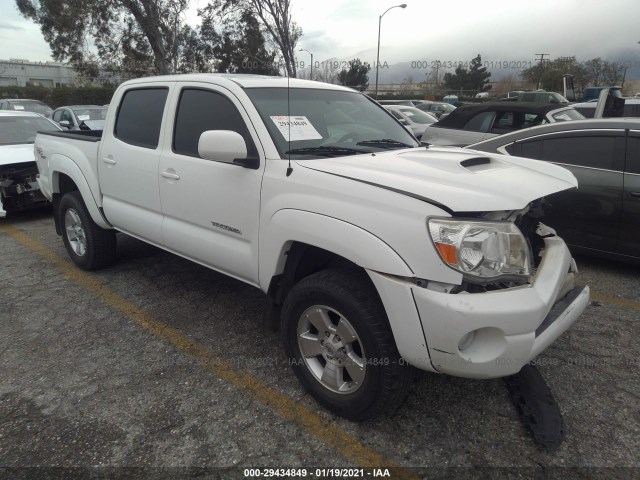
626;135;640;174
115;88;168;149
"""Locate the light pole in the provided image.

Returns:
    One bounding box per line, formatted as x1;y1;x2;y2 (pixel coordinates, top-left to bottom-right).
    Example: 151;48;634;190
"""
375;3;407;99
299;48;313;80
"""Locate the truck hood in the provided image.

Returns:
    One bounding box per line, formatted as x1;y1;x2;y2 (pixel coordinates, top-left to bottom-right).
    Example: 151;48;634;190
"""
297;146;578;213
0;143;35;167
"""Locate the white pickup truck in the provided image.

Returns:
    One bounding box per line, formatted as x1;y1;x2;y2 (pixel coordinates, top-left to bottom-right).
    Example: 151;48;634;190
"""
34;74;590;420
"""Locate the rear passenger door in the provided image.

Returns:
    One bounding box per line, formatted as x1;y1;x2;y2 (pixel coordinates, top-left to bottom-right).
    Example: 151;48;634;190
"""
619;131;640;257
513;130;625;252
158;84;265;284
99;85;171;245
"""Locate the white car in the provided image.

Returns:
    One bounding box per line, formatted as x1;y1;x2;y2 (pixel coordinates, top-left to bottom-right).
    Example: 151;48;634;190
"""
572;98;640;118
384;105;437;139
0;111;60;217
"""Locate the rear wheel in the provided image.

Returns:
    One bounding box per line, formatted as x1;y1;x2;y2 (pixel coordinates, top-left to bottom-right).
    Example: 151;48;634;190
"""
59;191;116;270
282;268;414;421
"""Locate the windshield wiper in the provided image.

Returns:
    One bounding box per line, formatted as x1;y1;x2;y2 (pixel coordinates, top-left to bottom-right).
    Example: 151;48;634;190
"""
285;146;370;157
356;139;414;149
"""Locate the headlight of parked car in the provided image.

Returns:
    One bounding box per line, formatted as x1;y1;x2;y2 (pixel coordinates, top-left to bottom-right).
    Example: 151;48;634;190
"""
428;218;531;282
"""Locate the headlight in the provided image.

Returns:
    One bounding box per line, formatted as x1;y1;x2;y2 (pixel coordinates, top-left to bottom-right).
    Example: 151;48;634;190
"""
428;218;531;281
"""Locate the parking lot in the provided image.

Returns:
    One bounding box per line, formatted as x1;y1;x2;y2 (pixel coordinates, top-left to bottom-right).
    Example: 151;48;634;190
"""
1;210;639;478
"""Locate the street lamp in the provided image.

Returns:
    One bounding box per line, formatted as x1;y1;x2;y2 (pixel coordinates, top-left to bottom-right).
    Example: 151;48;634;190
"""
299;48;313;80
375;3;407;99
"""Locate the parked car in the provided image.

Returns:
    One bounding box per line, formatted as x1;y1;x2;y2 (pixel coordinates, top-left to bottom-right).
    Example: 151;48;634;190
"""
377;99;429;107
416;101;456;118
34;73;589;421
468;118;640;261
0;99;53;116
50;105;108;131
572;98;640;118
581;86;621;102
0;111;61;217
384;105;437;139
517;91;569;104
494;91;524;101
422;102;585;146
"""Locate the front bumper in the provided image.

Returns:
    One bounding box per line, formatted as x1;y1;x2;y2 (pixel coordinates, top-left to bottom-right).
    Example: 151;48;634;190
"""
371;236;590;379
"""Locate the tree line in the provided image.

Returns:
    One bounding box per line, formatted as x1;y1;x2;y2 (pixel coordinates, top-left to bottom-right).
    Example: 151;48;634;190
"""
16;0;301;77
13;3;630;95
520;56;628;92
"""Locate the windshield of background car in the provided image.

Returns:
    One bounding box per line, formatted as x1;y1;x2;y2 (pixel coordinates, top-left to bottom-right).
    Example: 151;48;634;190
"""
0;116;59;145
72;108;107;121
551;108;585;122
439;104;456;112
398;107;437;124
10;101;52;116
244;88;419;158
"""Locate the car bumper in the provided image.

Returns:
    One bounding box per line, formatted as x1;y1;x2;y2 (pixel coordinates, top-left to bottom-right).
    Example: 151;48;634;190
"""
371;236;590;379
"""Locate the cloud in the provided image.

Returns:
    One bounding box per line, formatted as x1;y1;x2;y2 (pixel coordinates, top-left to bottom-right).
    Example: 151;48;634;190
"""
0;22;24;31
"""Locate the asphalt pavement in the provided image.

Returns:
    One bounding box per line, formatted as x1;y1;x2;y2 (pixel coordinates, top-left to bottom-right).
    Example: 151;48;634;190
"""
0;210;638;479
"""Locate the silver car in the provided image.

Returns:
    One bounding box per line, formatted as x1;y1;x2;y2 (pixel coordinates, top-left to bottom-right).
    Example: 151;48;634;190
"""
384;105;437;140
50;105;108;131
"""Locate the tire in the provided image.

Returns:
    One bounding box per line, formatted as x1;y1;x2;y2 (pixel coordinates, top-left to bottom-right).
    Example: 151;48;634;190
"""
282;268;414;421
59;191;117;271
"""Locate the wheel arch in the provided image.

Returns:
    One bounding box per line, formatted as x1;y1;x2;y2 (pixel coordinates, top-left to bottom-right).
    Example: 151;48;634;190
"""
49;154;111;232
261;210;433;372
261;209;413;306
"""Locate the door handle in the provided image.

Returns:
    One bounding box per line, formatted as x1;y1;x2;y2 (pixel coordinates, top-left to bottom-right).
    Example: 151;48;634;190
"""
102;157;117;165
161;171;181;180
629;192;640;198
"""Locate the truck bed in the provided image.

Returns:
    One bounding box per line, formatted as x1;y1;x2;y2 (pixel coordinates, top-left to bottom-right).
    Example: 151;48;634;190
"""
38;130;103;142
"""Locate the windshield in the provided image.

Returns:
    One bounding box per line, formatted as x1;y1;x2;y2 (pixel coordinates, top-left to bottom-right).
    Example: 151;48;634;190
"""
72;107;107;121
398;107;437;124
245;87;419;159
9;101;52;116
0;116;59;145
551;108;585;122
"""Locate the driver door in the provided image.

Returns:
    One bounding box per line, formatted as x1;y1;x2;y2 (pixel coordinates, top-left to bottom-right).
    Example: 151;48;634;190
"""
159;84;265;284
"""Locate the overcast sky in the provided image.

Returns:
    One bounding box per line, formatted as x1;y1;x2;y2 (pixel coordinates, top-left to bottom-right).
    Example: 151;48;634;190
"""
1;0;639;70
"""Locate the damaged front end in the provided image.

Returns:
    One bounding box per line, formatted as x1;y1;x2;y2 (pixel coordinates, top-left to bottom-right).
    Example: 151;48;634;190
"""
0;162;47;217
428;199;554;293
413;198;590;379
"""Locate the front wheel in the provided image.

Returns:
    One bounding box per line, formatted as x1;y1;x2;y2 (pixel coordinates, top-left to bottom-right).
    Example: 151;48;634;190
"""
59;191;117;270
282;268;414;421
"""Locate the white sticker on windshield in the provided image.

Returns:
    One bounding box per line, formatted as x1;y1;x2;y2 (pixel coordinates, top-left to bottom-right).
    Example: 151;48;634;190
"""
77;115;90;121
14;105;24;110
270;116;322;141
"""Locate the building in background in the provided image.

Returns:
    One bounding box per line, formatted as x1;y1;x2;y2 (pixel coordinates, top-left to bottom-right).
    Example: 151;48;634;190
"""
0;59;126;87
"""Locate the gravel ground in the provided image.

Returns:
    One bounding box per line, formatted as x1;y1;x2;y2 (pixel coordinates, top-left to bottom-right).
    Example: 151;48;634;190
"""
0;210;638;479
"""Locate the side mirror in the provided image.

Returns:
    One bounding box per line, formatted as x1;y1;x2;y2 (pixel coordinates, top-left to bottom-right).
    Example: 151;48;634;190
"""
59;120;71;129
198;130;258;169
398;118;408;125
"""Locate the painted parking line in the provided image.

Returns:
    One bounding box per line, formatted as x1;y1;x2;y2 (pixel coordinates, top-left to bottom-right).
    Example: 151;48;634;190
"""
590;292;640;311
0;223;418;476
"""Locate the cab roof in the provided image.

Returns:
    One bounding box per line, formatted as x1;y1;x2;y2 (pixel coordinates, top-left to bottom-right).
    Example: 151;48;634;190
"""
120;73;355;92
